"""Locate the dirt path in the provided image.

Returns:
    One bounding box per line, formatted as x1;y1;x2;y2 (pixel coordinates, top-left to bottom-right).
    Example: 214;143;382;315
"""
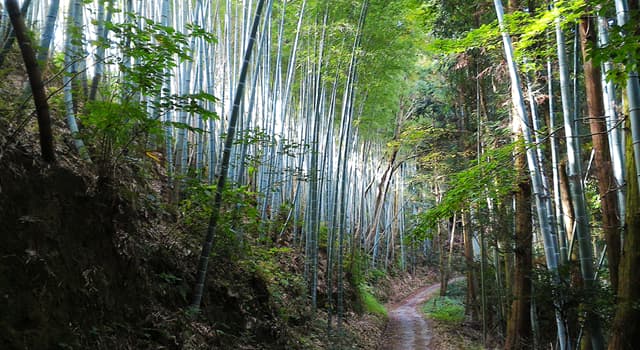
379;278;464;350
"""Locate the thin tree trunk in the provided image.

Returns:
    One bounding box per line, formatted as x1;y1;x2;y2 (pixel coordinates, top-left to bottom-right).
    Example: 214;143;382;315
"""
505;145;533;350
559;161;575;243
555;3;605;347
440;212;456;297
5;0;55;163
547;54;569;266
72;0;88;99
338;3;367;334
462;210;479;320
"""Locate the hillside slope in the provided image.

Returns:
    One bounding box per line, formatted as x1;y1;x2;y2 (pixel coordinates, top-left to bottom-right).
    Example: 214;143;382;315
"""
0;121;389;349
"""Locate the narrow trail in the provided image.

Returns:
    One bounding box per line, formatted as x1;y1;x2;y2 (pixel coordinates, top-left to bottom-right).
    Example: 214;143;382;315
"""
379;277;464;350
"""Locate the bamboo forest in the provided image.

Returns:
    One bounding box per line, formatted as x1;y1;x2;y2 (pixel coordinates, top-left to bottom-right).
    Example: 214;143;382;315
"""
2;0;640;349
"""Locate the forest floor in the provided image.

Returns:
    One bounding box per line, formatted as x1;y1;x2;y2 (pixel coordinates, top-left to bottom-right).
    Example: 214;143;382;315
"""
378;277;489;350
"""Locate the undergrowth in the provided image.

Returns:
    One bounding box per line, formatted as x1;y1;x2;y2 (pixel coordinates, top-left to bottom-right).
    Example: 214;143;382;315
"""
420;279;489;349
422;296;465;323
358;284;388;318
422;279;466;324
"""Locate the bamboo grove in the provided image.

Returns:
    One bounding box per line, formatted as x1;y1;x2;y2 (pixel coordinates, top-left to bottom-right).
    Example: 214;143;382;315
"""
0;0;425;339
2;0;640;348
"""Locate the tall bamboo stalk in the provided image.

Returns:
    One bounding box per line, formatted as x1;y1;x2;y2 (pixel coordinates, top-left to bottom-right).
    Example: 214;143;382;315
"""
191;0;269;310
36;0;59;65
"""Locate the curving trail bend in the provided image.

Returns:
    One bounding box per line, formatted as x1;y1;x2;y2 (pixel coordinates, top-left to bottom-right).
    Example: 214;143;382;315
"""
379;278;464;350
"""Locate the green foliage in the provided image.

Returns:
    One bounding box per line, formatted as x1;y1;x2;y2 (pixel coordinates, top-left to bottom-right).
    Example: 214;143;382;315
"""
345;251;388;317
251;247;298;288
157;272;188;302
366;268;387;284
591;13;640;84
79;12;218;171
427;22;501;54
179;182;260;257
420;0;493;38
357;283;388;318
246;246;307;322
412;141;519;240
180;182;260;227
99;13;219;112
82;100;162;163
510;1;584;60
291;0;428;140
531;265;616;338
426;1;585;69
444;278;467;300
317;224;329;249
102;14;215;96
159;92;219;122
356;0;427;139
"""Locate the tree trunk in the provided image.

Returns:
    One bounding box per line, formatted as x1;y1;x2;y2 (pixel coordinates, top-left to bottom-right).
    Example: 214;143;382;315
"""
89;0;112;101
441;212;457;297
462;210;480;320
608;119;640;349
547;55;569;265
559;161;575;242
579;12;621;291
5;0;55;163
608;3;640;341
505;144;533;350
438;218;447;296
615;0;640;198
597;14;626;225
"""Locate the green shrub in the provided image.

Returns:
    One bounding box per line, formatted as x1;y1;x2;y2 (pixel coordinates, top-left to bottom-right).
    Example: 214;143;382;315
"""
422;296;464;323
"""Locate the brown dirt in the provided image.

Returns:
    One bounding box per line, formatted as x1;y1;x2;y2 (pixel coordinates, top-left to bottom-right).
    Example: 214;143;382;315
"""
0;140;304;349
379;277;465;350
